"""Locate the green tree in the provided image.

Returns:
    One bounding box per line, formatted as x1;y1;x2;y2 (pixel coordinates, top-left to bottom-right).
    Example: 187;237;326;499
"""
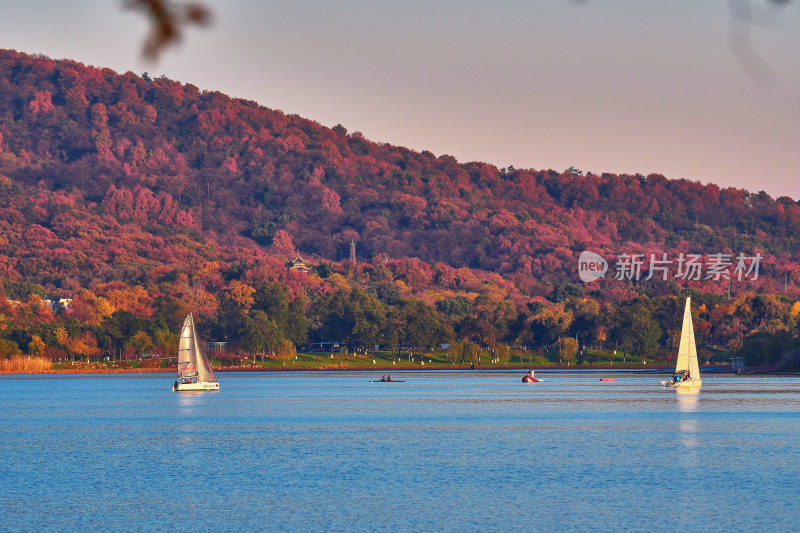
401;299;453;360
567;297;601;348
284;298;309;346
462;341;479;366
496;343;511;365
96;310;147;359
311;288;387;354
0;338;21;357
153;328;179;358
448;341;463;364
239;310;281;354
460;296;514;349
350;289;387;355
612;301;662;363
251;283;309;345
253;283;290;323
310;289;351;344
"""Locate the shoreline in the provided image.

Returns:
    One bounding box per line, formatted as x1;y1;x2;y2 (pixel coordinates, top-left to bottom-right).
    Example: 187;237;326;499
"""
0;364;747;376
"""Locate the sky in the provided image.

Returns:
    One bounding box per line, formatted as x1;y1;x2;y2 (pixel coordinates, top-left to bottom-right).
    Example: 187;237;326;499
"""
2;0;800;199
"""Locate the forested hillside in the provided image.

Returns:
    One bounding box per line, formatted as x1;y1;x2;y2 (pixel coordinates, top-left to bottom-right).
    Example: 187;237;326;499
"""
1;48;799;368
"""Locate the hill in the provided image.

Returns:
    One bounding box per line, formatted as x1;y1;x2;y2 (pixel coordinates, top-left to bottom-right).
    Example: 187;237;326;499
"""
1;48;799;368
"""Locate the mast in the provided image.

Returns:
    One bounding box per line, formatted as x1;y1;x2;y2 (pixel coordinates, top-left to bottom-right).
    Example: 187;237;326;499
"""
687;304;700;378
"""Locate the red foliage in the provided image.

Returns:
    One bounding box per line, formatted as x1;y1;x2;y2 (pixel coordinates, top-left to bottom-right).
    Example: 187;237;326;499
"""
0;47;797;347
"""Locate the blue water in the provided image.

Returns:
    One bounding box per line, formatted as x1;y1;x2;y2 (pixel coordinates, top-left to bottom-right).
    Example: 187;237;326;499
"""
2;371;800;532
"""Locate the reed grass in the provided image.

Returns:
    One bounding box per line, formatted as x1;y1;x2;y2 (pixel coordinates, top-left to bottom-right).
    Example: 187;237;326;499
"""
0;355;52;373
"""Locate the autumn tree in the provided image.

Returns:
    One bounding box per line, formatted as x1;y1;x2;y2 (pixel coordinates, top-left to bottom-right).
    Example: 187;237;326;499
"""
28;334;45;357
275;338;296;367
561;337;578;366
127;330;154;357
68;290;113;327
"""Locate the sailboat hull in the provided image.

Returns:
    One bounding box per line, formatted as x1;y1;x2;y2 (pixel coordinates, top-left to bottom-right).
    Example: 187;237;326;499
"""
661;379;702;388
173;381;220;391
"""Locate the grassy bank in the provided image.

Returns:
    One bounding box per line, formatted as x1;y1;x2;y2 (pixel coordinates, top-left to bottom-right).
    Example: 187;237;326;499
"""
1;347;735;374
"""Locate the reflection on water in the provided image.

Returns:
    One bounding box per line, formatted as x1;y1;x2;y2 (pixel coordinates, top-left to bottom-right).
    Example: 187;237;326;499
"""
2;372;800;532
675;387;700;412
177;391;204;409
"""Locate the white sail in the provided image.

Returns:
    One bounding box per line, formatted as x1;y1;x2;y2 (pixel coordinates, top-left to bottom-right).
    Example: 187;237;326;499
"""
177;315;196;379
662;297;701;388
174;314;218;390
675;296;700;378
191;318;217;383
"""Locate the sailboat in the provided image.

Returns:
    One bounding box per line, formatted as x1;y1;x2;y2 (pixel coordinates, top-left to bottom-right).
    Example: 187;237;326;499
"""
173;314;220;391
661;296;702;388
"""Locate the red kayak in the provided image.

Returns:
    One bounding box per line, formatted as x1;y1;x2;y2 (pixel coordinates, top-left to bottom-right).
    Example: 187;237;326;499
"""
522;375;542;383
599;378;616;382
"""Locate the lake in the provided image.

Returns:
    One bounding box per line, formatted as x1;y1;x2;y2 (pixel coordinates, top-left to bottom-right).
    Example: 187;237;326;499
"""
2;370;799;532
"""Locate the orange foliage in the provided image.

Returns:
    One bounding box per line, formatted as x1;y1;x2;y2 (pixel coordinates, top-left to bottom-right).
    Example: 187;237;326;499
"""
226;280;255;314
67;290;113;326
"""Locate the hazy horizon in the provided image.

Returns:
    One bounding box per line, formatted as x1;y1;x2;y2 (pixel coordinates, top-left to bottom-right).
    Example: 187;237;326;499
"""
2;0;799;199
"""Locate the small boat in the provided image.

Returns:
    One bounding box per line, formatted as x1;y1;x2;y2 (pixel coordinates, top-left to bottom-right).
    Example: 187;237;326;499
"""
599;378;616;382
173;314;220;392
370;376;404;382
522;371;542;383
661;297;702;389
